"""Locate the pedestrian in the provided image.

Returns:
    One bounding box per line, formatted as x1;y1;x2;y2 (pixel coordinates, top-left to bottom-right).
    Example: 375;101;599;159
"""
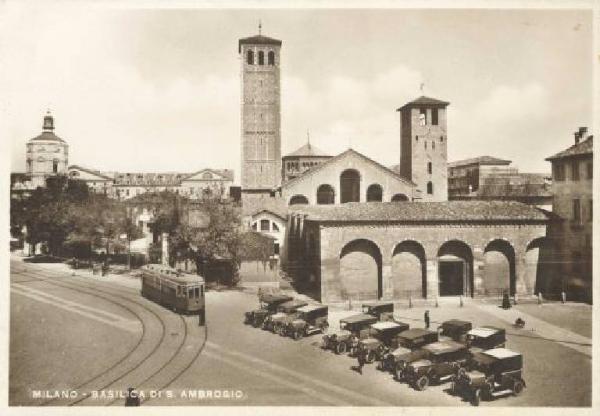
424;310;430;329
356;351;365;375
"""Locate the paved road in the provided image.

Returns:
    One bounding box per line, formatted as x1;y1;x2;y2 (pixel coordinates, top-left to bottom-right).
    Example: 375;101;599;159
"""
9;258;592;407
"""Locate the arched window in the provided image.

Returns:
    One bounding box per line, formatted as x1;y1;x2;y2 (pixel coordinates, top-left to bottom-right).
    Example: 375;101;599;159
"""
317;184;335;205
340;169;361;203
366;184;383;202
427;181;433;194
260;219;270;231
427;162;432;174
247;50;254;65
268;51;275;65
258;51;264;65
391;193;409;202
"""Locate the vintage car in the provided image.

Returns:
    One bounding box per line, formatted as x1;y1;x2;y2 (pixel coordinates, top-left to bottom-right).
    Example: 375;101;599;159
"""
404;340;472;391
322;313;378;354
438;319;473;342
263;299;309;334
466;326;507;353
355;321;410;362
452;348;525;406
285;305;329;339
244;293;293;327
361;302;395;321
378;328;440;378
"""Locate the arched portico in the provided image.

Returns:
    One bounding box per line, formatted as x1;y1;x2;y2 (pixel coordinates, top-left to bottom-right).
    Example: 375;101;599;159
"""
391;240;426;298
437;240;474;297
484;239;516;295
339;239;382;300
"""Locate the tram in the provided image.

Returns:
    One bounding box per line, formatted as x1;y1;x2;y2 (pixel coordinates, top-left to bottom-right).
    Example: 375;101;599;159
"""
140;264;205;319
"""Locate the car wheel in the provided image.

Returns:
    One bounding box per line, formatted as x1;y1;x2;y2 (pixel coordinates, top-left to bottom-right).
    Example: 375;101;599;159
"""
366;351;375;363
252;318;260;328
321;323;329;333
513;380;524;396
395;367;404;381
336;342;347;355
471;389;481;406
415;375;429;391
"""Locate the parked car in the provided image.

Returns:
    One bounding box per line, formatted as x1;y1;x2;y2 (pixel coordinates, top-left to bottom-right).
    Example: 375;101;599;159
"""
244;293;293;327
466;326;506;353
355;321;410;363
263;299;308;334
404;340;472;391
379;328;440;378
361;302;395;321
285;305;329;339
438;319;473;342
322;313;378;354
452;348;525;406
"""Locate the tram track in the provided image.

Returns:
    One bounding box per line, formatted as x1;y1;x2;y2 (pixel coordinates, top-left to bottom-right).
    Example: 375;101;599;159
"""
10;263;207;406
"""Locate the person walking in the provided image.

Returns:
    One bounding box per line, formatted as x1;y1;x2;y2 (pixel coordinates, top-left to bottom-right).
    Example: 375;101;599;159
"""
424;310;430;329
356;350;365;375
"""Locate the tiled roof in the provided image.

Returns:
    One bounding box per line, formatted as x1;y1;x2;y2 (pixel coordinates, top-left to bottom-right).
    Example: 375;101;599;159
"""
68;165;114;180
241;196;288;219
448;156;512;168
238;34;282;52
546;135;593;161
182;169;234;181
291;201;548;223
29;131;66;143
283;143;331;158
396;96;450;111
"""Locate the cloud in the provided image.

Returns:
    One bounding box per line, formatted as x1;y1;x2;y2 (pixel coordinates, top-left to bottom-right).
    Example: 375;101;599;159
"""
475;83;549;123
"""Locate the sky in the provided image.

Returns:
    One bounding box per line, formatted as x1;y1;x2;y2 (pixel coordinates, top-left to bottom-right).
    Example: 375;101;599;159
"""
2;6;594;183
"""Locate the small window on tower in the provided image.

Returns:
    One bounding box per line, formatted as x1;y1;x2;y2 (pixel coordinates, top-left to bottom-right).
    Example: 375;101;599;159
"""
258;51;264;65
427;162;432;174
424;141;427;150
427;182;433;195
440;136;444;142
432;141;435;149
419;108;427;125
432;108;439;125
268;51;275;65
247;50;254;65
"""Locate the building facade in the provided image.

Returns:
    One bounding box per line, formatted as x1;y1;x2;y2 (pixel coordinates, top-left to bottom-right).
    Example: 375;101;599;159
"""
285;201;549;303
25;112;69;188
239;29;282;193
448;156;552;210
546;128;593;302
398;96;449;202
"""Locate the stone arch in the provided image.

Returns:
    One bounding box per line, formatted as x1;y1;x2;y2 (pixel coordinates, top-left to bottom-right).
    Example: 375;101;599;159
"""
340;169;361;203
391;240;427;298
483;239;516;296
366;184;383;202
437;240;474;297
391;193;409;202
289;195;309;205
340;239;382;300
316;184;335;205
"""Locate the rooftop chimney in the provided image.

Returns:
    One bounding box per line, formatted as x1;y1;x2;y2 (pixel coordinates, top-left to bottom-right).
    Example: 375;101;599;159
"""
574;130;581;144
579;126;588;137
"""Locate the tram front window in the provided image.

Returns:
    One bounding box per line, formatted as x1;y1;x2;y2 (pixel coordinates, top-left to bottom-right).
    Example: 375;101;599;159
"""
188;288;194;298
194;287;199;298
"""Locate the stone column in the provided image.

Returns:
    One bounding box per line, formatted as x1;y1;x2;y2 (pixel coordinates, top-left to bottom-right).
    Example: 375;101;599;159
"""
161;232;169;266
514;247;532;296
381;256;394;300
472;247;485;296
426;259;439;299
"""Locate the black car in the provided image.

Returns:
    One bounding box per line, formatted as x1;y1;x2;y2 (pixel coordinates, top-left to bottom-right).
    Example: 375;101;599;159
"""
404;340;472;390
438;319;473;342
452;348;525;406
355;321;410;362
379;328;440;377
264;299;309;334
322;313;378;354
285;305;329;339
361;302;395;321
466;326;507;353
244;293;293;327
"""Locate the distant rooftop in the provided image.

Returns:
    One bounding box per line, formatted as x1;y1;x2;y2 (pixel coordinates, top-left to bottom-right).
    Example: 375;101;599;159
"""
546;135;593;161
238;34;282;52
291;201;548;223
397;96;450;111
448;156;512;168
283;143;331;158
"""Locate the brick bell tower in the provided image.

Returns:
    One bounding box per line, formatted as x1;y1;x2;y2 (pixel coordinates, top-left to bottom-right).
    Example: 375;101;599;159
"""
239;23;282;194
397;96;450;202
